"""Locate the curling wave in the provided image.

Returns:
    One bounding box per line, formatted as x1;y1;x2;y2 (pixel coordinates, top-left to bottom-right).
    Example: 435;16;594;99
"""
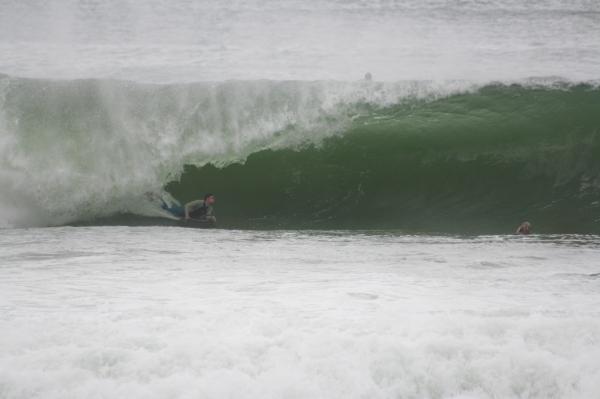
1;74;599;232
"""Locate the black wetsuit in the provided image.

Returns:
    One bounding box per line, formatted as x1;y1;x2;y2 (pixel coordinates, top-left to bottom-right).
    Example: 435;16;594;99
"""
189;201;214;221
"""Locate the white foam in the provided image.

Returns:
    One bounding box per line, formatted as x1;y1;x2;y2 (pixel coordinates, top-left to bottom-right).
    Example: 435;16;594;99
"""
1;230;599;398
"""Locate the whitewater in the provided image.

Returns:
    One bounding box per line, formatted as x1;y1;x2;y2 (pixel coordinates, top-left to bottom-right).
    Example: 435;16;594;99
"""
2;228;600;399
1;1;600;398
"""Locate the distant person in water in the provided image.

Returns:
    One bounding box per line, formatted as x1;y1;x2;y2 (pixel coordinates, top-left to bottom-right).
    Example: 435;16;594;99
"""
185;193;216;224
515;221;532;235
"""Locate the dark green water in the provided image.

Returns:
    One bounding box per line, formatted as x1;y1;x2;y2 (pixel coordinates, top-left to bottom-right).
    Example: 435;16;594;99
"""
167;84;600;233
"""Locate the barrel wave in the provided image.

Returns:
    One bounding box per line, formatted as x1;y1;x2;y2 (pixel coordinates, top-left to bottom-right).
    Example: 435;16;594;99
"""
169;84;600;233
1;74;599;233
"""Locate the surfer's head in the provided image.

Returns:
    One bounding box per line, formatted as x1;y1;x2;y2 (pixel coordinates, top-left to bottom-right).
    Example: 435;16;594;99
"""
204;193;215;205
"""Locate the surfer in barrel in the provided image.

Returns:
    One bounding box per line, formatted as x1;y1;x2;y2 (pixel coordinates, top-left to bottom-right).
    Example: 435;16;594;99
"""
184;193;217;224
146;191;217;226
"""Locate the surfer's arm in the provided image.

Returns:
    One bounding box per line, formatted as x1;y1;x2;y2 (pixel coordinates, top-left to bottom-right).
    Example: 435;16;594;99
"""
205;209;216;223
184;200;203;219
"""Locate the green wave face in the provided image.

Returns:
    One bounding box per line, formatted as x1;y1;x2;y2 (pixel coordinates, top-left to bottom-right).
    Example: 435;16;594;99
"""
167;85;600;233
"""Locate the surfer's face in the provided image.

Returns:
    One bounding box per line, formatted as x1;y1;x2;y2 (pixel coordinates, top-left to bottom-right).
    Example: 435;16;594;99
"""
206;195;215;205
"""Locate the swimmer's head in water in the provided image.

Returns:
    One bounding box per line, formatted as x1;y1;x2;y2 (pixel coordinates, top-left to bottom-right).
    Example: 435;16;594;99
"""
517;221;532;234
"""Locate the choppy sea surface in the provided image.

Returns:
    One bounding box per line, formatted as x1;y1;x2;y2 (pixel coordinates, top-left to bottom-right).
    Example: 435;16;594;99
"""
2;1;600;397
1;227;599;398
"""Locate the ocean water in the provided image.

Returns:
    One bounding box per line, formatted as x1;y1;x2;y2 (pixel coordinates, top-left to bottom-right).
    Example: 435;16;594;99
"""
1;1;600;230
1;227;600;399
1;0;600;82
1;1;600;398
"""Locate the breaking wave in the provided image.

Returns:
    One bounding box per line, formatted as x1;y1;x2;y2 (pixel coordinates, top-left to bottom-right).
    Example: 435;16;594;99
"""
1;74;599;232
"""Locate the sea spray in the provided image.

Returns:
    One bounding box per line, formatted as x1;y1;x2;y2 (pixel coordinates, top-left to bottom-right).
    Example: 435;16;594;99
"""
0;75;479;228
